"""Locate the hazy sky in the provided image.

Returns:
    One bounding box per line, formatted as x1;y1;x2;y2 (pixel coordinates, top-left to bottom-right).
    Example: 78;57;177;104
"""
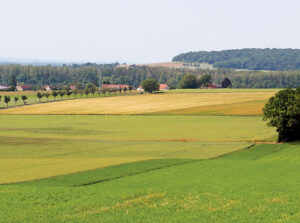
1;0;300;63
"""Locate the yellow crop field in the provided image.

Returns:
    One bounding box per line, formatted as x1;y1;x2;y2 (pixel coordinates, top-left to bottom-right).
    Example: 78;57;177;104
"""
0;91;275;115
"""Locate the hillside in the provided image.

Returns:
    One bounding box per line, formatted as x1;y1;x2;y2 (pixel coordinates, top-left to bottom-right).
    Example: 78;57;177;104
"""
173;48;300;70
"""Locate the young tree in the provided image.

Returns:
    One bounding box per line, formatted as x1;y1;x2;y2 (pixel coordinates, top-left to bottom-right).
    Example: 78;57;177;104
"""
36;92;43;103
59;90;65;99
118;87;122;95
21;95;27;105
44;93;50;101
84;88;89;97
14;96;19;105
66;90;72;99
141;79;159;94
79;89;84;98
73;89;78;99
179;74;197;89
51;91;58;101
129;86;133;94
0;95;2;102
123;87;127;95
221;77;232;88
4;96;10;107
90;87;96;97
198;74;212;87
263;87;300;142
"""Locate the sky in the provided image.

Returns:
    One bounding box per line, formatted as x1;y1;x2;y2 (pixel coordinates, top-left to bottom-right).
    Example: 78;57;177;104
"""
1;0;300;63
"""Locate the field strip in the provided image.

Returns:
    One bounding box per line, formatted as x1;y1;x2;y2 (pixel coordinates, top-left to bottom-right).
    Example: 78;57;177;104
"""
0;92;275;115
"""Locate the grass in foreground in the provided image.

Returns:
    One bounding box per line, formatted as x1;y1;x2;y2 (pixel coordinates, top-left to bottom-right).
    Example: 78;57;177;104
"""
0;115;274;183
1;143;300;222
0;91;276;115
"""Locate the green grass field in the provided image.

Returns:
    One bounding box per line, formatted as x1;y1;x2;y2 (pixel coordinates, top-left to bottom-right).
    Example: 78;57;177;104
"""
0;115;274;183
1;143;300;222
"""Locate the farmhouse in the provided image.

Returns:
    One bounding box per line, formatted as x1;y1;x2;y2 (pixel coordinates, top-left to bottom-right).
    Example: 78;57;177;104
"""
205;84;219;89
159;84;169;91
0;85;8;90
15;85;23;91
102;84;129;89
43;85;52;91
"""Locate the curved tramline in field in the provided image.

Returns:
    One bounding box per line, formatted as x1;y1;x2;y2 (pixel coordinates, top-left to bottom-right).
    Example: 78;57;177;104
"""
0;91;276;115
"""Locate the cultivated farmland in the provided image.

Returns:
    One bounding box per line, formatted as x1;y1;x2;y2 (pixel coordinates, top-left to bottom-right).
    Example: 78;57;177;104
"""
1;89;298;223
0;90;276;115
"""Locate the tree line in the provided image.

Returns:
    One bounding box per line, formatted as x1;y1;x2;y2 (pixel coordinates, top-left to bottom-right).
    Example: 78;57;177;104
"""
1;63;300;89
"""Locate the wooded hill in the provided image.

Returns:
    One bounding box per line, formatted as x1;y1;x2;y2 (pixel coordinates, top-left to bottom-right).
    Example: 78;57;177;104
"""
172;48;300;71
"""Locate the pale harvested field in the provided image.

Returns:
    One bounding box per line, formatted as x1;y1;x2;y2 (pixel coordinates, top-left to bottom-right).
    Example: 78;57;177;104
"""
0;92;275;115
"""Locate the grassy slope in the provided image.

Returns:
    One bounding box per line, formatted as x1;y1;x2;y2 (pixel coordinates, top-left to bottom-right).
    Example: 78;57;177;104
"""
1;143;300;222
0;115;274;183
0;91;275;115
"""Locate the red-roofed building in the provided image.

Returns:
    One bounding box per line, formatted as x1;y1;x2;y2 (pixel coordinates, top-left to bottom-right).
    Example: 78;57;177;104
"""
205;84;219;89
159;84;169;91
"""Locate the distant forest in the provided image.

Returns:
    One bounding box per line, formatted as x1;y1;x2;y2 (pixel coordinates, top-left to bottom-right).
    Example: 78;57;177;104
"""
172;48;300;71
1;63;300;89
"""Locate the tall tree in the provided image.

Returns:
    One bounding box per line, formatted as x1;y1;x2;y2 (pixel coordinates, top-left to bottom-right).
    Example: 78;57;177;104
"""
263;87;300;142
141;79;159;94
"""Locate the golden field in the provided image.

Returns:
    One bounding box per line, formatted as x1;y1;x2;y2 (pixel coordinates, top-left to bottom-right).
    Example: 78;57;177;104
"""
0;91;276;115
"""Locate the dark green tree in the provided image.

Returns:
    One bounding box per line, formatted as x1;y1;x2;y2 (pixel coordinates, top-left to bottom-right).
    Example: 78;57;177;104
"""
180;74;197;89
221;77;232;88
263;87;300;142
141;79;159;93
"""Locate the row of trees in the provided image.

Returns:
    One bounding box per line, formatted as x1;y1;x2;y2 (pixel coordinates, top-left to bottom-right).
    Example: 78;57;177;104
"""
0;95;27;107
35;84;135;103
